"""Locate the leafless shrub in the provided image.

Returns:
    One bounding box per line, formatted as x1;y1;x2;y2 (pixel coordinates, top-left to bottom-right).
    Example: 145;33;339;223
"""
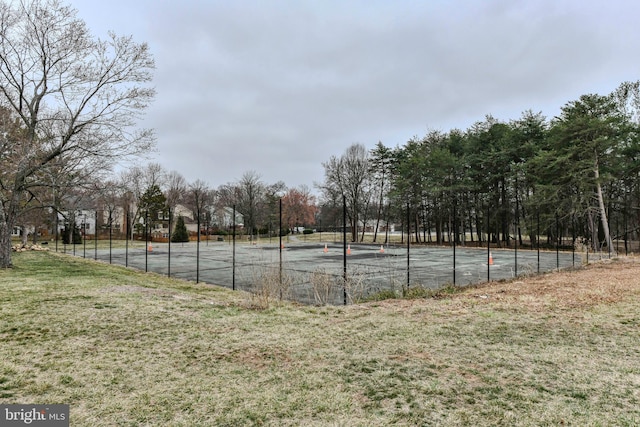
309;268;338;306
345;268;368;304
247;264;293;309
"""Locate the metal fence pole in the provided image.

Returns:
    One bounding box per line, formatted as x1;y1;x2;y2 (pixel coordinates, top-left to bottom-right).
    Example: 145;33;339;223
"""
126;210;129;268
407;201;410;289
537;211;540;273
94;210;98;261
487;204;491;282
145;210;149;273
109;214;112;264
556;212;560;270
279;199;282;290
55;212;59;253
233;204;236;291
83;213;87;259
514;216;518;277
572;216;576;268
167;208;171;277
196;209;200;284
343;196;347;305
624;205;628;256
453;201;456;286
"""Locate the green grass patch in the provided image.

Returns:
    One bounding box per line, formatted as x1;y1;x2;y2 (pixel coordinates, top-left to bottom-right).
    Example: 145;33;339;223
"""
1;251;640;425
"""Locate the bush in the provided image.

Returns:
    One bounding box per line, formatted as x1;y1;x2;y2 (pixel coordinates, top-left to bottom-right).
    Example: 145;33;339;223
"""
303;229;314;235
364;289;400;302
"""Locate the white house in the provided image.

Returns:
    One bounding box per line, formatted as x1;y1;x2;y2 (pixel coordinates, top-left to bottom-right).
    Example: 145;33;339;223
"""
212;206;244;229
11;225;35;238
57;209;97;237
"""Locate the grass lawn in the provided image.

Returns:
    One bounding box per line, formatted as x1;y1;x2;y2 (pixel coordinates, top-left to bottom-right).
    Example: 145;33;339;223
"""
1;251;639;426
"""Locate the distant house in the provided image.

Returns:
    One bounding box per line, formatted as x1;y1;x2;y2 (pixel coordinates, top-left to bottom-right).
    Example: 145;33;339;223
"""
57;209;97;237
98;206;126;235
11;225;34;238
211;206;244;229
153;204;197;238
152;205;244;238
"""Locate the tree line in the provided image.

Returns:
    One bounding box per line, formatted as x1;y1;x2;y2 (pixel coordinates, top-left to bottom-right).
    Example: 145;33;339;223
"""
94;166;317;240
319;82;640;252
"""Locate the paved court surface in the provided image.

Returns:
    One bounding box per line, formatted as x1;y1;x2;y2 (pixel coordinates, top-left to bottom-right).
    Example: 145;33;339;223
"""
65;239;584;305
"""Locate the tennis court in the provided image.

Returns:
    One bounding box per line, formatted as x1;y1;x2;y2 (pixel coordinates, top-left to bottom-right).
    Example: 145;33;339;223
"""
78;239;580;305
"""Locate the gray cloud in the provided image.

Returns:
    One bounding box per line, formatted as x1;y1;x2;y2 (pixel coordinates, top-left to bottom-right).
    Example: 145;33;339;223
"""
71;0;640;190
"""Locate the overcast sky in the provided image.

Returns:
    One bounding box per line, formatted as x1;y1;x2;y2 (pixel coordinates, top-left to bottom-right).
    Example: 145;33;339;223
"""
68;0;639;192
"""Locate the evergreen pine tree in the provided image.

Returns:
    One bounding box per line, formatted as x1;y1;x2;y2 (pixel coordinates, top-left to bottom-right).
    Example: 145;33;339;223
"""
171;216;190;243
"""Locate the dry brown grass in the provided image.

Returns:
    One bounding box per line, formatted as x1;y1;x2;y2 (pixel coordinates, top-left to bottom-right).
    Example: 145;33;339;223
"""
1;252;639;426
451;257;640;311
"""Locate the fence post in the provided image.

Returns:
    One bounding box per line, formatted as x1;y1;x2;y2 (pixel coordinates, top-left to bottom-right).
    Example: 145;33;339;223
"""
94;210;98;261
233;204;236;291
487;204;490;282
279;199;282;291
453;201;456;286
145;210;149;273
407;201;410;289
572;216;576;268
514;215;518;278
196;209;200;284
624;203;628;256
343;196;347;306
109;213;112;264
555;212;559;271
537;211;540;273
55;211;59;253
126;210;129;268
83;213;87;259
167;208;171;277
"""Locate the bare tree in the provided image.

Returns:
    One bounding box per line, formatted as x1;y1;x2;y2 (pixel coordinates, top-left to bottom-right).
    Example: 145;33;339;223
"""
320;144;372;242
0;0;154;267
92;180;128;239
237;171;265;239
119;163;166;239
213;183;241;230
187;179;211;230
165;170;187;212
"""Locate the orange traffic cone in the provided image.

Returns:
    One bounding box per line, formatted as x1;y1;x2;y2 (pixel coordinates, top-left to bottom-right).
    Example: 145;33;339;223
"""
147;242;153;252
347;244;351;255
280;242;285;249
323;243;328;253
380;245;385;253
489;251;494;265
